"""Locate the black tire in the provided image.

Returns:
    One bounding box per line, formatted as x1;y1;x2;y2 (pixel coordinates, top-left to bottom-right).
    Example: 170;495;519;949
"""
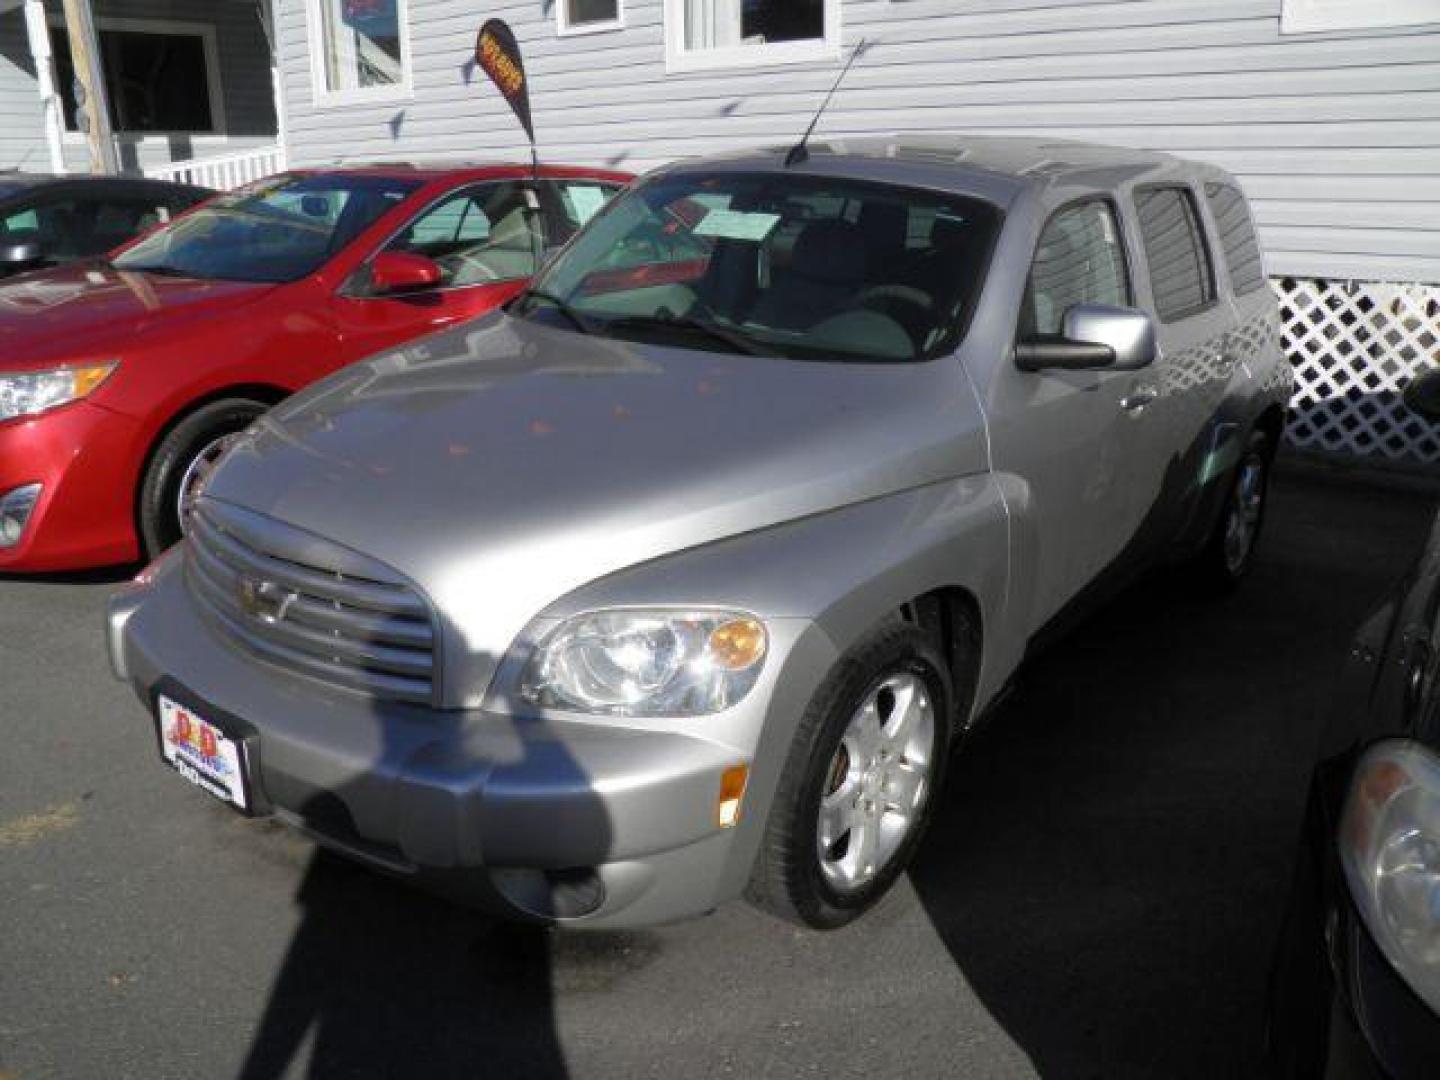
138;398;268;558
1194;429;1272;589
745;621;958;929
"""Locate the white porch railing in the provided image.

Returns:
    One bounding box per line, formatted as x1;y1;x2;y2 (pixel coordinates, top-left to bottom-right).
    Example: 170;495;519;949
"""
144;145;288;191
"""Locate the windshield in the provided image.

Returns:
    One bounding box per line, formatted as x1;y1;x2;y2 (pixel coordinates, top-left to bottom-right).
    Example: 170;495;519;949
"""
112;174;421;283
514;171;1001;362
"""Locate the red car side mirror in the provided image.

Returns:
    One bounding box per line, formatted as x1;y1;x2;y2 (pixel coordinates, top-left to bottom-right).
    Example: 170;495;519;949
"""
370;251;442;295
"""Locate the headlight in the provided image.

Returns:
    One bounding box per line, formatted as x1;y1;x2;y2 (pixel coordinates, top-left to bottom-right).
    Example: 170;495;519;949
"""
520;609;768;716
0;362;118;422
1340;739;1440;1012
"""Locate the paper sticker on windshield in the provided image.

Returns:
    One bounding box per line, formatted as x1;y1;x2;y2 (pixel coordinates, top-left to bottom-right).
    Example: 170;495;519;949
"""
564;185;609;226
694;209;781;242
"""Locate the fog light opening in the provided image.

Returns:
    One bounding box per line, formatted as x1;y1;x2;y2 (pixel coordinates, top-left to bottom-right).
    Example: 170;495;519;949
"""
0;483;42;549
717;763;749;829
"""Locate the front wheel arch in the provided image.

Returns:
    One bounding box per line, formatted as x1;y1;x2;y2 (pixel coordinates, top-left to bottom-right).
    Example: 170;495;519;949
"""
133;384;290;558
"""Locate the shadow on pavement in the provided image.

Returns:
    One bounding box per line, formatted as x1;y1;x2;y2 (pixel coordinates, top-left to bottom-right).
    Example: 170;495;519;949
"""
909;470;1438;1077
236;852;566;1080
232;639;605;1080
0;562;139;585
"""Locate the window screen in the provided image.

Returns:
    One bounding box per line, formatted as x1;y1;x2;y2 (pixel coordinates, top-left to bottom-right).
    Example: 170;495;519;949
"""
561;0;621;30
1135;186;1214;321
316;0;406;94
1019;200;1130;338
684;0;825;50
1203;182;1266;295
53;27;215;133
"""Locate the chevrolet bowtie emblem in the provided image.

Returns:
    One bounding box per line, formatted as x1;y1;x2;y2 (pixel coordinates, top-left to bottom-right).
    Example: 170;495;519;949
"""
237;576;297;625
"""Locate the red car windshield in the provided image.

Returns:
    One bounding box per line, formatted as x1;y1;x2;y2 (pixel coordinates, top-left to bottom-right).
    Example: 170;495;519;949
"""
112;174;422;284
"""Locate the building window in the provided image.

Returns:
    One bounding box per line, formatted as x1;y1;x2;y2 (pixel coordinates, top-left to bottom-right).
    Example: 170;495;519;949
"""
51;20;222;134
664;0;841;73
308;0;412;104
1281;0;1440;33
557;0;624;36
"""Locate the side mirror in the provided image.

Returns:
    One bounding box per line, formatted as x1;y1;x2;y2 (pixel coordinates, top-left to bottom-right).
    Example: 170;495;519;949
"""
0;232;44;269
1015;303;1156;374
369;251;442;295
1403;367;1440;422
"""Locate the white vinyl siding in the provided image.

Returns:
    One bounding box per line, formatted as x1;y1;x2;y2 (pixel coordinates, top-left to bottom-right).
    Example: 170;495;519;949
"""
268;0;1440;283
0;8;48;171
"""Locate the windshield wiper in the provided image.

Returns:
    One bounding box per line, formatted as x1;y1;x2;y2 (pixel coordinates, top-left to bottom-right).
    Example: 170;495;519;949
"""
118;263;195;278
515;288;592;335
604;313;768;356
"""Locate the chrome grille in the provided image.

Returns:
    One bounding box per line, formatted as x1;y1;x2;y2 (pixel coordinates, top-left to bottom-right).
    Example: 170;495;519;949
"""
185;501;436;704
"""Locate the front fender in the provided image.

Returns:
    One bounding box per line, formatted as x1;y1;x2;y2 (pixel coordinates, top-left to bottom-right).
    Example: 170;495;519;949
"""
544;474;1017;715
539;475;1015;906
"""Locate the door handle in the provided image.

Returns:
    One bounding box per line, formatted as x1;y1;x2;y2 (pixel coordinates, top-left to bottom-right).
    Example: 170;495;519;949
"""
1122;387;1158;413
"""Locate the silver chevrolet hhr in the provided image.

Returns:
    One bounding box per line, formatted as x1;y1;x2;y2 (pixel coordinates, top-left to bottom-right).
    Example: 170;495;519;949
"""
108;137;1292;929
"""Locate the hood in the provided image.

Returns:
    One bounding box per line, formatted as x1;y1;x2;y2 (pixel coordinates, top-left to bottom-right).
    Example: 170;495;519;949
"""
0;262;275;369
206;313;990;705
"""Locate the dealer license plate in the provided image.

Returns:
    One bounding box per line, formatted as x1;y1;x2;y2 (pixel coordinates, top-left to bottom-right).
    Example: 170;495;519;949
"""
157;695;249;811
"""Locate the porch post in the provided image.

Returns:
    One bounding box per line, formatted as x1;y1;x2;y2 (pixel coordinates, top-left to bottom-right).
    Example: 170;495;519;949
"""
59;0;118;174
21;0;65;172
257;0;288;167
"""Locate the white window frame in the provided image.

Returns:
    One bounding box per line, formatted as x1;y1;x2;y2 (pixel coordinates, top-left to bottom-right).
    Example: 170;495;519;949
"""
663;0;841;74
1281;0;1440;34
556;0;625;37
304;0;414;108
49;15;227;140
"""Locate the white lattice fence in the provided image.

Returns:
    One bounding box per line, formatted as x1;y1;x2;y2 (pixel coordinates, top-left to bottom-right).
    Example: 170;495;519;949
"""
1276;278;1440;465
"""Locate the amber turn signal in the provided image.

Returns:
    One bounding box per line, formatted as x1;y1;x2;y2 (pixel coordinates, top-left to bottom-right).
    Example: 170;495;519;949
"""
717;764;749;829
708;617;767;671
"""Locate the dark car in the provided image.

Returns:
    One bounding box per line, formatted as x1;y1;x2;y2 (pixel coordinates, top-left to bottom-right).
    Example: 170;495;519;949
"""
1268;368;1440;1078
0;173;212;278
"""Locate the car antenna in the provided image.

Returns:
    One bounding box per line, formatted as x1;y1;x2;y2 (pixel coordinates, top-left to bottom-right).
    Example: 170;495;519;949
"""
784;37;870;168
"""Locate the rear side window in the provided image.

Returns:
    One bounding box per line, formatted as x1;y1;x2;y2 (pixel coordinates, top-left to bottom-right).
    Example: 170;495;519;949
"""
1203;182;1266;295
1019;199;1130;338
1135;186;1215;321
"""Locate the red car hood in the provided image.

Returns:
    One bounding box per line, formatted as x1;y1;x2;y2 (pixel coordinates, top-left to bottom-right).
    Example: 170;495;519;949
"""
0;262;277;370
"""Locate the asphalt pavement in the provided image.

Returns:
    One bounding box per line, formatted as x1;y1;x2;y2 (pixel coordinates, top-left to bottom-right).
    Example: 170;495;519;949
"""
2;461;1436;1080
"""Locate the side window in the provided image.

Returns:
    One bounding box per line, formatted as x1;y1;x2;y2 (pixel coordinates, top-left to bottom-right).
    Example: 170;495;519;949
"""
1203;182;1266;295
80;197;173;254
1;208;39;233
1135;186;1215;321
547;180;624;243
2;200;82;258
1019;200;1130;338
384;182;541;287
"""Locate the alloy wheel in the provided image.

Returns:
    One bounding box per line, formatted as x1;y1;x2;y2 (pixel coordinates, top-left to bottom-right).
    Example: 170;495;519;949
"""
816;671;935;894
176;432;242;534
1222;454;1266;575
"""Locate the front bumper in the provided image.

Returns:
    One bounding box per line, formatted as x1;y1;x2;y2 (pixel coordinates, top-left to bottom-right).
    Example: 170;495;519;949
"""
0;401;143;572
107;554;811;927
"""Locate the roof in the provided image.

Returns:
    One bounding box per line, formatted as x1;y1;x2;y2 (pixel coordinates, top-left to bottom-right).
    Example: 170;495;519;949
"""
0;173;60;196
0;173;212;199
299;161;634;183
785;135;1176;175
663;135;1197;202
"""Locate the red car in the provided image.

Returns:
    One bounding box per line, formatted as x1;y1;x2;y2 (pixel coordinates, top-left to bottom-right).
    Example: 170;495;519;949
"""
0;163;629;572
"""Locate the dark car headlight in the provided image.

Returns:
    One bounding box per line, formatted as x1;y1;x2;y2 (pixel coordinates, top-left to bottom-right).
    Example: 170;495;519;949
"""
1340;739;1440;1012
